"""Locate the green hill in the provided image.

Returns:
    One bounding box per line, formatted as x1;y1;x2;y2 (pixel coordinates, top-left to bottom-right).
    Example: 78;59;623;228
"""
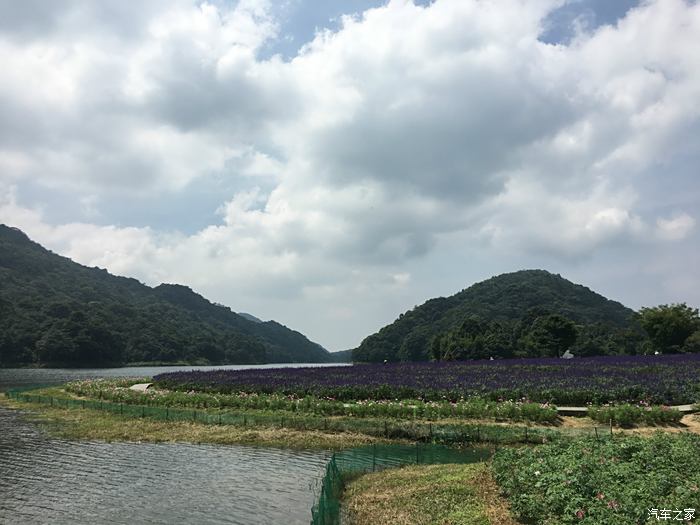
0;224;331;367
353;270;644;362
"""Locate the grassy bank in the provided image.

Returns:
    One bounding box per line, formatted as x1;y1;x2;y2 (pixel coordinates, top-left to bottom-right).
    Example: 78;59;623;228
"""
343;462;518;525
0;394;394;449
4;387;578;446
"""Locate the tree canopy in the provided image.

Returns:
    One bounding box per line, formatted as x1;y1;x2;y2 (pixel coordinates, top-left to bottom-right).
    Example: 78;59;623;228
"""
638;303;700;354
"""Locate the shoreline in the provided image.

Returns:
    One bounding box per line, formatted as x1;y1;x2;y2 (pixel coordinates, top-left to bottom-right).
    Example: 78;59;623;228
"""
0;394;400;450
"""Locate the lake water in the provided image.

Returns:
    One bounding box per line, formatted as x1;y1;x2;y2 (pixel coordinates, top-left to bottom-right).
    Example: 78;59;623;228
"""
0;365;341;525
0;362;347;392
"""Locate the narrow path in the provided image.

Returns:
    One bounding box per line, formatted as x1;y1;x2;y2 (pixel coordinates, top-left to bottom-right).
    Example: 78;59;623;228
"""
557;404;696;416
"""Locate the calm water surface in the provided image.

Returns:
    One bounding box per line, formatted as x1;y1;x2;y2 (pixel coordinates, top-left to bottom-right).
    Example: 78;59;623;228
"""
0;362;346;392
0;365;339;524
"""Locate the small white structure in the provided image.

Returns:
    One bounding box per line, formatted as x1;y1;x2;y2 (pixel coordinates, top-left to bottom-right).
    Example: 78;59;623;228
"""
561;350;574;359
129;383;153;392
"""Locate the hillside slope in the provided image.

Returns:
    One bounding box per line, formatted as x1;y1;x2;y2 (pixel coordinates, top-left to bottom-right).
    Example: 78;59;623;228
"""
353;270;640;362
0;225;331;366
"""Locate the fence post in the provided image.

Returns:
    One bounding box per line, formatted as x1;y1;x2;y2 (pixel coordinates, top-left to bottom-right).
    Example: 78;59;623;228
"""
141;405;145;418
165;407;168;420
594;427;599;441
609;419;613;438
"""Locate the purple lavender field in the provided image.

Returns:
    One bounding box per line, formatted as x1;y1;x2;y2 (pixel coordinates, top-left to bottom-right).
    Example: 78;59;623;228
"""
153;354;700;405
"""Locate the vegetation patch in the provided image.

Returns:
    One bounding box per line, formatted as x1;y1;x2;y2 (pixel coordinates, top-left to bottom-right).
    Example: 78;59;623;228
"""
343;462;517;525
0;394;389;449
65;379;559;423
493;433;700;524
6;389;572;446
588;404;683;427
152;354;700;405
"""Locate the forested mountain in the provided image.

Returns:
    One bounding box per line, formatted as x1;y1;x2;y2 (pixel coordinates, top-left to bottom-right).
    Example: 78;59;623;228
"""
0;225;331;367
238;312;263;323
353;270;647;362
328;349;353;362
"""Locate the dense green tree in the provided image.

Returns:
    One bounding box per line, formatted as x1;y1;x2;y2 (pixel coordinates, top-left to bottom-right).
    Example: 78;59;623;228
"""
638;303;700;353
398;326;431;361
35;324;77;364
522;314;578;357
683;330;700;353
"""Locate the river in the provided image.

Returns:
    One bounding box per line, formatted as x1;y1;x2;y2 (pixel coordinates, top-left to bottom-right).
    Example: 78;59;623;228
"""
0;364;342;525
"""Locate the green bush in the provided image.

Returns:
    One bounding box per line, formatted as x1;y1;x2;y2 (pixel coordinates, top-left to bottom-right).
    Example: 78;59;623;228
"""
493;433;700;524
588;404;683;427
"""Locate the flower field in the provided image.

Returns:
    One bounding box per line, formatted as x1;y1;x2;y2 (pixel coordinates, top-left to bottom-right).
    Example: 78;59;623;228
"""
64;378;559;423
153;354;700;406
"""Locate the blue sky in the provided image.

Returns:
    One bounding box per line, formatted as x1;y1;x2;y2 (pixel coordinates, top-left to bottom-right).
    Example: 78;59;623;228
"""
0;0;698;351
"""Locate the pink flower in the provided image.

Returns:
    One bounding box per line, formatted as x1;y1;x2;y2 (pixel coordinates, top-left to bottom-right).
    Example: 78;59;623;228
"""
576;509;585;519
607;500;619;510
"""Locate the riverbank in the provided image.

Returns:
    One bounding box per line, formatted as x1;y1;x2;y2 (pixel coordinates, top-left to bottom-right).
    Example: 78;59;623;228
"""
6;384;700;450
0;395;397;449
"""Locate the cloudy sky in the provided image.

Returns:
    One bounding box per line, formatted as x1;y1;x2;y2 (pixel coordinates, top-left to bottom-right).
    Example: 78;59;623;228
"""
1;0;698;351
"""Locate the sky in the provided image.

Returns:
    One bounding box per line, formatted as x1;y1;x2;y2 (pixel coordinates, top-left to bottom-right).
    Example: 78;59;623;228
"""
0;0;698;352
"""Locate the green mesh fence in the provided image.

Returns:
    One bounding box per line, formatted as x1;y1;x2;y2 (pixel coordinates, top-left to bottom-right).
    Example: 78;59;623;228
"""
310;444;491;525
5;389;576;445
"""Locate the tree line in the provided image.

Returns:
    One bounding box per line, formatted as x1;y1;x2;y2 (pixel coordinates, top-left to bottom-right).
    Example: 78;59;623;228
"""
429;304;700;361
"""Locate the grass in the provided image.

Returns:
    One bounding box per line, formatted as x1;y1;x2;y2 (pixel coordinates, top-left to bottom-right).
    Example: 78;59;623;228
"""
342;462;518;525
5;388;573;446
0;394;395;450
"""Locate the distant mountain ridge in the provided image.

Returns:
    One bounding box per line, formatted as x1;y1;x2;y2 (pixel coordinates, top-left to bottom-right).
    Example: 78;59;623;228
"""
238;312;263;323
353;270;641;362
0;224;332;367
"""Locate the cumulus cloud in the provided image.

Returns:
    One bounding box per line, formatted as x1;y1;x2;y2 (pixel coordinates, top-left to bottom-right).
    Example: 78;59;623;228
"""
1;0;699;349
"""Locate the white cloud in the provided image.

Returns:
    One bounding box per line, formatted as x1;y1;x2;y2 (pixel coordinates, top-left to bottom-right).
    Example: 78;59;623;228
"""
1;0;699;349
656;214;696;241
